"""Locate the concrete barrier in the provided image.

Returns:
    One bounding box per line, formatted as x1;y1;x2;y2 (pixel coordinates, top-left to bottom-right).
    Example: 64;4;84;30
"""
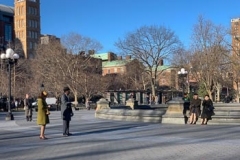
95;109;166;123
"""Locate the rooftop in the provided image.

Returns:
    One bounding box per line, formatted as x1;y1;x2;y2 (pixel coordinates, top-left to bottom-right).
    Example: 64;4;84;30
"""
0;4;14;15
156;65;172;71
102;59;132;68
91;53;110;61
231;18;240;22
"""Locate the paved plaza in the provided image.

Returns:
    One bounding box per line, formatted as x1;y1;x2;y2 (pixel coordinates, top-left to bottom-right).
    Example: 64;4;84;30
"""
0;110;240;160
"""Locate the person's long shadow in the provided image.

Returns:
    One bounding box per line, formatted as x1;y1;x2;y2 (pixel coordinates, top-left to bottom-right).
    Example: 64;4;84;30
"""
69;123;149;137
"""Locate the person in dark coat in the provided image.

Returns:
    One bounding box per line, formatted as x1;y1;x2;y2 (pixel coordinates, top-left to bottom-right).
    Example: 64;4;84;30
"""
24;94;33;121
61;87;74;136
182;93;190;124
201;95;214;125
189;93;201;124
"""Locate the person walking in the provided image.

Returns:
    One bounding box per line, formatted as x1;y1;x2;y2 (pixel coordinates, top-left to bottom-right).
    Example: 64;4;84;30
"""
201;95;214;125
86;98;90;110
24;94;33;121
189;93;201;124
37;91;50;140
61;87;74;137
15;100;18;111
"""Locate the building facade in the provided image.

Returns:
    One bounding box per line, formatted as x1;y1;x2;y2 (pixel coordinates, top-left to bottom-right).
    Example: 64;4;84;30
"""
0;4;14;52
91;52;133;76
231;18;240;56
40;34;60;45
231;18;240;101
14;0;41;58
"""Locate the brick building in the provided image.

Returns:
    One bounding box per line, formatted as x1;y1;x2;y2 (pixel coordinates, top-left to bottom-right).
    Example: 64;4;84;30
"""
91;52;133;76
14;0;41;58
92;52;179;90
231;18;240;101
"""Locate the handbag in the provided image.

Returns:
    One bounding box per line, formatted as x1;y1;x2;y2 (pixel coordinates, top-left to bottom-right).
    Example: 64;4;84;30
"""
208;105;215;111
46;109;50;115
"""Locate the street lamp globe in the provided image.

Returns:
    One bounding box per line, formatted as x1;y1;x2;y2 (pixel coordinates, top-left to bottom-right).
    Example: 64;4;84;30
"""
0;53;6;59
178;67;189;96
179;68;188;74
5;48;14;59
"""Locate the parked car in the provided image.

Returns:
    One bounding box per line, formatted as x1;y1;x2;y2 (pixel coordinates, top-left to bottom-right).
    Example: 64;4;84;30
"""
33;97;57;112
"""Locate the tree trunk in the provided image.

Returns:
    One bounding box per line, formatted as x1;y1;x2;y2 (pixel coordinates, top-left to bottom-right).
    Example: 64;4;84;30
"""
206;89;213;100
236;82;239;103
73;91;78;107
216;84;222;102
151;77;156;97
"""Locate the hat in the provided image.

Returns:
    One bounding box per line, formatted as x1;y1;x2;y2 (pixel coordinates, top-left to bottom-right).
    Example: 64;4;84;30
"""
63;87;70;92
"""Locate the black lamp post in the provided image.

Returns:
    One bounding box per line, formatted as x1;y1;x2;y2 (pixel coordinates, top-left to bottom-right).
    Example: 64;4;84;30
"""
178;68;188;95
40;83;44;91
0;48;19;121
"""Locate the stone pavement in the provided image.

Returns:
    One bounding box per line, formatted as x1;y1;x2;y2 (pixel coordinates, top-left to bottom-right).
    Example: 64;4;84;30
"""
0;110;240;160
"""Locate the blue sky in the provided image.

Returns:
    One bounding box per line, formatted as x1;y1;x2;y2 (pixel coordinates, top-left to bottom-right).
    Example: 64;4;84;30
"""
1;0;240;53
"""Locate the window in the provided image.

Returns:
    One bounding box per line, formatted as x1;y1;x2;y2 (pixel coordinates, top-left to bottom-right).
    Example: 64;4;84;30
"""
3;16;12;22
35;32;37;39
34;43;37;49
28;20;31;27
29;42;33;49
21;6;24;15
161;79;166;84
4;24;12;42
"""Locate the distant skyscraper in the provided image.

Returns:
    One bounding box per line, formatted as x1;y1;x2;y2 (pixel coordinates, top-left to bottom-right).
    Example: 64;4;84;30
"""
14;0;41;58
0;4;14;52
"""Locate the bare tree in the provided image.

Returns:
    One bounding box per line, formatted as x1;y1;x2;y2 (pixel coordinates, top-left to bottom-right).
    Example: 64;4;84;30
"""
115;25;181;96
189;16;231;100
33;32;104;103
121;59;146;90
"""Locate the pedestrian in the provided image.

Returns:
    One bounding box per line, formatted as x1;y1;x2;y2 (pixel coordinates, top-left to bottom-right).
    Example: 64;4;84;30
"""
37;91;50;140
61;87;74;137
201;95;214;125
86;98;90;110
189;93;201;124
15;100;18;110
182;93;190;124
56;95;61;111
24;94;33;121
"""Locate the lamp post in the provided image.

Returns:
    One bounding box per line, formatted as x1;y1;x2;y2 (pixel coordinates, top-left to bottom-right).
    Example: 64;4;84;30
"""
0;48;19;121
178;68;188;95
40;83;44;91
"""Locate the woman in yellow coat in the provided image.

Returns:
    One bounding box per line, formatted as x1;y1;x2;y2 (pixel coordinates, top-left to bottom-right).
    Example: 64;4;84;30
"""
37;91;50;139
